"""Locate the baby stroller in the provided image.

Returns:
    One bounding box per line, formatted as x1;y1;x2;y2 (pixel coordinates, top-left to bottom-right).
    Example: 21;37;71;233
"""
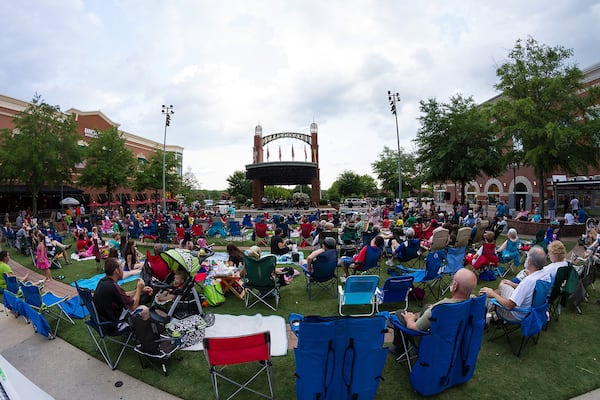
143;247;214;319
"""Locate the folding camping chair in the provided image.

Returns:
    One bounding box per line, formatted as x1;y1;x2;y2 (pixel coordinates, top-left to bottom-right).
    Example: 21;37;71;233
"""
351;244;382;276
488;279;552;357
338;275;379;316
75;283;133;369
303;250;338;300
242;255;279;311
399;248;446;301
128;310;180;376
454;227;472;248
298;223;313;248
227;220;242;240
291;314;388;400
389;295;486;396
548;264;581;322
207;220;228;238
393;238;424;269
375;275;413;312
439;246;466;295
20;282;74;338
254;223;269;246
428;227;449;251
203;332;274;400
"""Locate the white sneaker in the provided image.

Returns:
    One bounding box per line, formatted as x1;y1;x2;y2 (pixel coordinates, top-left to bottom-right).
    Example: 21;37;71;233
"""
340;276;347;283
385;259;394;266
485;312;492;327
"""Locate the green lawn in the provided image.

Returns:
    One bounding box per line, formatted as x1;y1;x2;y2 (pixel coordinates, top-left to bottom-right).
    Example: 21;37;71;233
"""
5;236;600;400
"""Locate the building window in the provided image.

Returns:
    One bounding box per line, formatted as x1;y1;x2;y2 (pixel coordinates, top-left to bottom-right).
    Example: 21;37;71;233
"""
487;183;500;204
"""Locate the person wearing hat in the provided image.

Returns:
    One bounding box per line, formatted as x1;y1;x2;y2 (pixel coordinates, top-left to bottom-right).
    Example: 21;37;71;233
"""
303;236;338;274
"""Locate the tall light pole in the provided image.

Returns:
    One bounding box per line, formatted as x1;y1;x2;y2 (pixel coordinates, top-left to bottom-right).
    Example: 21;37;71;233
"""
161;104;174;214
388;91;402;201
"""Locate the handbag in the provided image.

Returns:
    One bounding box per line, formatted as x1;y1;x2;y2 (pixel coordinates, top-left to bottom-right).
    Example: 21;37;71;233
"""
204;283;226;306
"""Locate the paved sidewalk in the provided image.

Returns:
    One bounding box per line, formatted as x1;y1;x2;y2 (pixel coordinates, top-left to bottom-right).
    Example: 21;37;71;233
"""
0;307;182;400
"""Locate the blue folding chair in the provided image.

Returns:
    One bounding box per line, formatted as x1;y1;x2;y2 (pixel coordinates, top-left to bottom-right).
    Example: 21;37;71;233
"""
389;295;486;396
375;275;413;312
303;250;338;300
227;220;242;240
352;245;383;275
20;282;75;338
440;246;466;295
338;275;379;316
399;249;446;301
488;279;552;357
75;283;133;369
291;314;389;400
207;220;228;238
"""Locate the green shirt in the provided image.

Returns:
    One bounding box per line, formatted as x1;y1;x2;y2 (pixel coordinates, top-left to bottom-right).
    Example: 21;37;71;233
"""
0;261;14;290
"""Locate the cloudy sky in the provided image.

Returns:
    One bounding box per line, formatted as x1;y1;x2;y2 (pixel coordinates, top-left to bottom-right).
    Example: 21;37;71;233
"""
2;1;599;190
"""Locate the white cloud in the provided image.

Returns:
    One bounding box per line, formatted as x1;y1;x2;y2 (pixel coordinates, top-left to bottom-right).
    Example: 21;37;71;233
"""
1;0;598;190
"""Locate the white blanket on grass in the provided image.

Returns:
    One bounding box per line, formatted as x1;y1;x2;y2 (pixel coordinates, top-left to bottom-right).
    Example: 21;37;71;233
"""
182;313;288;356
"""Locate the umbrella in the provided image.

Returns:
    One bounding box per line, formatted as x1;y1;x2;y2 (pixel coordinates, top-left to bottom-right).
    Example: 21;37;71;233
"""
60;197;80;206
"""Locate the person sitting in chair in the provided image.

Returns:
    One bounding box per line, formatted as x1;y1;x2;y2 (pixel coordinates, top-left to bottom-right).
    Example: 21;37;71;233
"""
93;257;154;333
270;227;292;255
389;268;477;354
339;235;384;279
302;237;338;274
479;246;550;322
390;228;422;262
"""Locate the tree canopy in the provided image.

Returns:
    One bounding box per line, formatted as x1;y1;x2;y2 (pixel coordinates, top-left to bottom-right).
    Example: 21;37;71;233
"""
133;147;180;207
371;146;419;199
492;37;600;212
329;170;378;199
78;127;135;205
414;93;505;202
226;170;252;203
0;94;83;214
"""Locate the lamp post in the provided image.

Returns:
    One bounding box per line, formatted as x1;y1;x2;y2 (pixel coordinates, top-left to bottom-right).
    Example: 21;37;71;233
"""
512;161;518;210
387;91;402;201
161;104;174;214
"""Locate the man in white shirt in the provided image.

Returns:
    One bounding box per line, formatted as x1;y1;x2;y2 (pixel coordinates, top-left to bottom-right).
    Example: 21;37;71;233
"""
570;196;579;213
480;246;550;321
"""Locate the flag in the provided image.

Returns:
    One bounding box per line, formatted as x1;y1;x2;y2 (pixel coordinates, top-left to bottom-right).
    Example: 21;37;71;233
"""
291;144;295;160
267;146;270;161
279;145;282;161
304;145;307;161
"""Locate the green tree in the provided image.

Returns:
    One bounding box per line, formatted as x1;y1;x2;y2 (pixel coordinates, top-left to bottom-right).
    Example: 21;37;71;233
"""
332;170;378;198
78;127;136;206
226;170;252;200
133;147;180;208
179;168;202;203
371;146;420;199
264;186;292;200
415;94;505;203
0;94;84;215
493;37;600;213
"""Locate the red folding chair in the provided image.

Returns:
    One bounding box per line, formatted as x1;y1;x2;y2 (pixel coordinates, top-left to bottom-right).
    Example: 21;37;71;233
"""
299;223;313;247
203;332;274;399
175;226;185;243
254;223;268;246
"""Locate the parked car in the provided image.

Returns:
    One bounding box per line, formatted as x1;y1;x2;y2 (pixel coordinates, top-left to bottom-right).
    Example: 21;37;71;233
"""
345;198;367;208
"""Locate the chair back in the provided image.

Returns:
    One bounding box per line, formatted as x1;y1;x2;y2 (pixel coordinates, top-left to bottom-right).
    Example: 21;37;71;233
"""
191;224;204;237
242;215;253;227
343;275;379;305
455;227;472;248
429;228;450;251
310;250;338;282
75;283;108;335
397;239;421;262
361;245;382;272
20;283;43;309
340;226;359;243
379;275;413;305
228;220;242;236
204;331;271;367
361;231;377;247
3;273;20;295
410;295;486;396
211;220;225;230
255;223;268;239
424;249;446;281
443;246;466;275
520;279;552;338
243;255;277;288
299;223;313;239
318;231;338;246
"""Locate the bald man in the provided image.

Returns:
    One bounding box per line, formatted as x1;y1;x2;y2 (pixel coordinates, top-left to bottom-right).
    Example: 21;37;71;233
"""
389;268;477;355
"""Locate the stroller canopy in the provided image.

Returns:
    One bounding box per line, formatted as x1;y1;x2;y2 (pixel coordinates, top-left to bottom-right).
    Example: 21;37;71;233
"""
160;248;200;275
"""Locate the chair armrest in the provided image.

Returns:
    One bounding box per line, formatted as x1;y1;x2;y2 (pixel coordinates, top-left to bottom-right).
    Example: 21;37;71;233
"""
491;298;530;314
338;285;344;297
388;313;429;337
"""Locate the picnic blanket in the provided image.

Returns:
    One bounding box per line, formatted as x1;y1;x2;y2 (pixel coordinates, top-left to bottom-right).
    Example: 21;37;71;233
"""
71;273;140;291
181;313;288;356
